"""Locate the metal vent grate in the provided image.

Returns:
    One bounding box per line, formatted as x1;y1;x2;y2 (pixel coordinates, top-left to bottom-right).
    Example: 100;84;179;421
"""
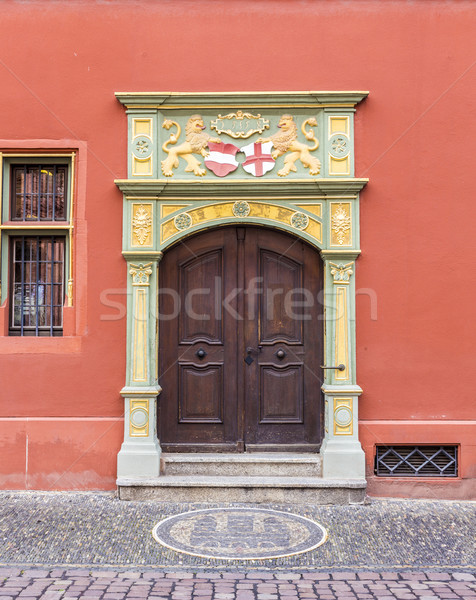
375;445;458;477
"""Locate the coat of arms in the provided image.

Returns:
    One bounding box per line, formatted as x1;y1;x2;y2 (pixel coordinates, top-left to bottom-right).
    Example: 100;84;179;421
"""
161;113;320;178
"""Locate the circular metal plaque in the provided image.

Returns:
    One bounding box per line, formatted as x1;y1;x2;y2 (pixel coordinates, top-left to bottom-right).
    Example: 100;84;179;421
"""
152;508;328;560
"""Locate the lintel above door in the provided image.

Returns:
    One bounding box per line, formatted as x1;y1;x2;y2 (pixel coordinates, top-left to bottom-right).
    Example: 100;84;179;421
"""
115;91;368;253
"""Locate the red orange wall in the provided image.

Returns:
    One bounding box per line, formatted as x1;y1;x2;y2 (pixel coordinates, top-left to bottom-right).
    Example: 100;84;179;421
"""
0;0;474;497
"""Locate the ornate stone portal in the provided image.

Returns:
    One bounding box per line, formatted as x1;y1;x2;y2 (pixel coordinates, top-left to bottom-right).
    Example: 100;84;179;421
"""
115;91;368;490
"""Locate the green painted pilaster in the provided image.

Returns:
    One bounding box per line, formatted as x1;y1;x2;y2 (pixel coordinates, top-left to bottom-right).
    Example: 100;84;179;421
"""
319;250;365;479
117;254;162;480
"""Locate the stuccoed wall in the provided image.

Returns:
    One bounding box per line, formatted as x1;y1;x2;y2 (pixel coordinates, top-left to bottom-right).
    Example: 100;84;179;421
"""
0;0;474;497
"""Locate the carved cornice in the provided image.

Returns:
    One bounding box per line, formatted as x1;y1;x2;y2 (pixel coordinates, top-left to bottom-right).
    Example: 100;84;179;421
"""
115;178;368;198
115;91;369;109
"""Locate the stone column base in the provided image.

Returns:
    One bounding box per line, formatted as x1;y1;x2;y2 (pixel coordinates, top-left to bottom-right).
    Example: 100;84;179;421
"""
321;384;366;480
117;386;161;479
320;437;366;479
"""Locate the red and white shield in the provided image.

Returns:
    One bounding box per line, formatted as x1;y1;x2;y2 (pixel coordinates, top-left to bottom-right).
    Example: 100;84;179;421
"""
240;141;275;177
205;141;240;177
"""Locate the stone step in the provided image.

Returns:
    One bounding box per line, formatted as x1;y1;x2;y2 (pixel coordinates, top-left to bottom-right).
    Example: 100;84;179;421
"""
117;475;366;504
161;453;322;477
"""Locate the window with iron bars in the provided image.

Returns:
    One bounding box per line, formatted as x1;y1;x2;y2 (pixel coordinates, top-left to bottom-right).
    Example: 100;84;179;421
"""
2;162;70;336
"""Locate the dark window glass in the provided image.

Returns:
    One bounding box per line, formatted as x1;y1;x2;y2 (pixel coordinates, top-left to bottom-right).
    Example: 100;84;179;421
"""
10;236;64;336
11;165;67;221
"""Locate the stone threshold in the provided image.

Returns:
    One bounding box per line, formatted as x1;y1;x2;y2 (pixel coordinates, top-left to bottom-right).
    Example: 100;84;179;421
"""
117;475;367;504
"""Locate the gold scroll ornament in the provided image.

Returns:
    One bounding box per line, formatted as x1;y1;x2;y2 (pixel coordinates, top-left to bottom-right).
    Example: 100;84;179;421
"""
210;110;270;139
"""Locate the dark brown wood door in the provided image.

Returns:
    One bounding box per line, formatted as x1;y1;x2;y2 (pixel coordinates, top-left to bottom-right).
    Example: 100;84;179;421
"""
159;226;322;452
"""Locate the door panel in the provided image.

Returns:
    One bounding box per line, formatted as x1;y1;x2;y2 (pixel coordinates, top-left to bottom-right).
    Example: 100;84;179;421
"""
259;364;303;423
259;250;303;344
159;228;238;451
243;228;322;450
179;363;224;423
159;225;322;452
179;250;223;344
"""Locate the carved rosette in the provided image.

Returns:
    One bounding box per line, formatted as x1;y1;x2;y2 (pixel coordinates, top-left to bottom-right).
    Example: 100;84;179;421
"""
132;204;153;246
232;200;251;217
174;212;192;230
334;398;353;435
329;262;354;284
133;137;152;158
329;134;350;158
331;203;351;245
129;262;153;286
130;399;150;437
291;211;309;230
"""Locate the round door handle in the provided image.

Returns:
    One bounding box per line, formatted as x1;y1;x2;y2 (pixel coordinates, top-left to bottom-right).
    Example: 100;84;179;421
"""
276;349;286;360
196;348;207;359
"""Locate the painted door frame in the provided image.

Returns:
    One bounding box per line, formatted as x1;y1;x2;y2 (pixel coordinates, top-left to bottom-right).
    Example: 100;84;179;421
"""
115;91;368;481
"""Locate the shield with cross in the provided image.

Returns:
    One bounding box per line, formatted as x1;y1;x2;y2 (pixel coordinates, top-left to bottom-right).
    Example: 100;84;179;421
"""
240;141;275;177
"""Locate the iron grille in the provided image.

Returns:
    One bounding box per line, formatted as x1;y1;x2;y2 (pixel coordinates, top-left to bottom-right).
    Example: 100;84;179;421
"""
375;445;458;477
10;236;65;336
11;164;67;221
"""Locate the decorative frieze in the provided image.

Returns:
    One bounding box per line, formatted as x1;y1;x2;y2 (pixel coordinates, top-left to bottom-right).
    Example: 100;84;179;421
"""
132;203;153;247
331;202;352;246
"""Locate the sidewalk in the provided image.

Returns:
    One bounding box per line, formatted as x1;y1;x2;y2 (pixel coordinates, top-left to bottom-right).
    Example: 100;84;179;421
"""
0;491;474;599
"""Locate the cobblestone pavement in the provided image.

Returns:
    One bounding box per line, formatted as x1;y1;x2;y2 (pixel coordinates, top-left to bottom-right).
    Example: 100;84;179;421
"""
0;568;475;600
0;492;475;598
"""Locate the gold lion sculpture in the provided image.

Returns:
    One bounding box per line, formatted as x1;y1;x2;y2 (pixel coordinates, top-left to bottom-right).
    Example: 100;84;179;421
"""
161;115;221;177
259;115;321;177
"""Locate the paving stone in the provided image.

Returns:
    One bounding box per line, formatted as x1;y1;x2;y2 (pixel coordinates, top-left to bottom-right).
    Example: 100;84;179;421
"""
453;574;476;582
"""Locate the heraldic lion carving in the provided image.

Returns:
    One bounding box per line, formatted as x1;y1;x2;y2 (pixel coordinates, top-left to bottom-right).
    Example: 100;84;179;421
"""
259;115;321;177
161;115;221;177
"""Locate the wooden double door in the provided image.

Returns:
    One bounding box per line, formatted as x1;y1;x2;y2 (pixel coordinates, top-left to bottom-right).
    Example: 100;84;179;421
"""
159;226;323;452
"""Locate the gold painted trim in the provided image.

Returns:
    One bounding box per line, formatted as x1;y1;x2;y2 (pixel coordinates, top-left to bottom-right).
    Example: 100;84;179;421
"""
0;153;76;158
67;152;75;306
131;202;153;247
330;202;352;246
335;285;349;381
126;104;358;110
129;399;150;437
160;200;322;245
121;387;161;397
122;250;163;258
328;115;350;136
117;178;367;184
126;195;358;201
329;155;351;177
132;118;153;140
0;225;71;230
132;155;153;177
117;89;370;96
129;262;153;286
125;196;159;200
333;397;353;435
132;287;148;382
321;249;361;256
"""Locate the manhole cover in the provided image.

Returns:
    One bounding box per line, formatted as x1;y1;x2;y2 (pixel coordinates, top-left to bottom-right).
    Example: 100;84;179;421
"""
152;508;328;560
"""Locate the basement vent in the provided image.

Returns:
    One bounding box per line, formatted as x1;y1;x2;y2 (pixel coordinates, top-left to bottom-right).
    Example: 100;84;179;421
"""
375;445;458;477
